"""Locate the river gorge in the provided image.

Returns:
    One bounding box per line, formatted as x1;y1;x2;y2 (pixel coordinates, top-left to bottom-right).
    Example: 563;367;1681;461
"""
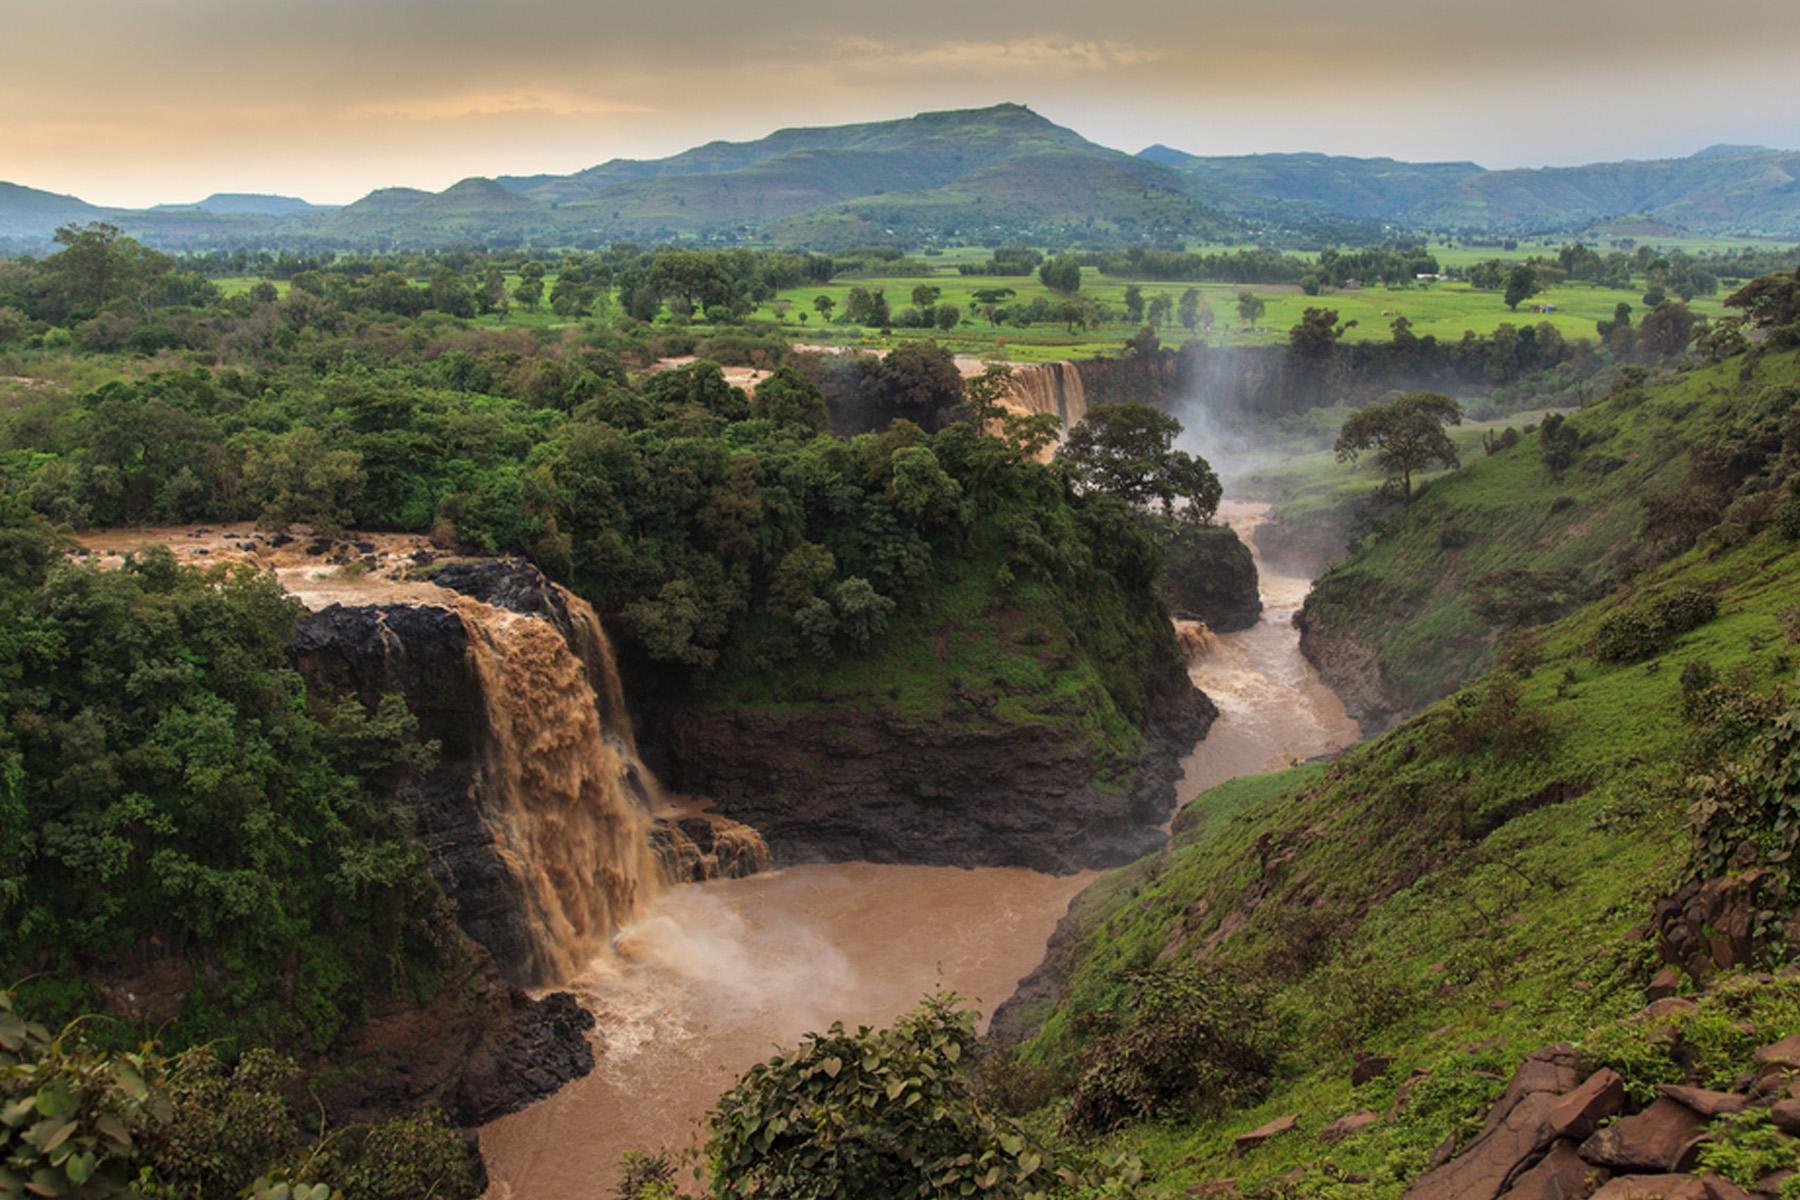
74;487;1359;1199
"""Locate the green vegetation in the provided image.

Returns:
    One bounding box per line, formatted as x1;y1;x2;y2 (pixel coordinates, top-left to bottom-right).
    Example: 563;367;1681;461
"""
1300;338;1800;718
0;988;472;1199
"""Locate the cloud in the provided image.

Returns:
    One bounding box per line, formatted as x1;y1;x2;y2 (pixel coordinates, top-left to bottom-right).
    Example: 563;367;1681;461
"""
822;35;1166;73
344;91;656;122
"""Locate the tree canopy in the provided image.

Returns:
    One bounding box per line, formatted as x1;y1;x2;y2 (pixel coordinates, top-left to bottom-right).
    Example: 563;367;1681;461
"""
1334;390;1463;498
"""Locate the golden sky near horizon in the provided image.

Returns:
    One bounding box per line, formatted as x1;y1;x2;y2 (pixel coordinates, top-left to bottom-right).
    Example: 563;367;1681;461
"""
4;0;1798;206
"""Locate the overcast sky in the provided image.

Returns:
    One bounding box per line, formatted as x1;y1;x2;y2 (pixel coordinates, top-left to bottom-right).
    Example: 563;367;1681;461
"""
5;0;1798;207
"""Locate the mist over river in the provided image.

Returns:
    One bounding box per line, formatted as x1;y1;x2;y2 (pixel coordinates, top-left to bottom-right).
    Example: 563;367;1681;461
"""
478;495;1360;1198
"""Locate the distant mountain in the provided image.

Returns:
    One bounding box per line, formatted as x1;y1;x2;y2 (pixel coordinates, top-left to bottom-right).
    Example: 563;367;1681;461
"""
0;181;105;238
151;193;324;215
4;108;1798;250
1144;142;1800;235
1135;147;1484;221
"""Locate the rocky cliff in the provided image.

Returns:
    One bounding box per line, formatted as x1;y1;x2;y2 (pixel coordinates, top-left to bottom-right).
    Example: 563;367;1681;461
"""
1158;522;1262;633
657;676;1213;874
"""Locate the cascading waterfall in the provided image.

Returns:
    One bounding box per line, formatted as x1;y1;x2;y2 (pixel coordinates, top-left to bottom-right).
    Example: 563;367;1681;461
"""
1172;617;1219;662
457;592;669;985
999;361;1088;432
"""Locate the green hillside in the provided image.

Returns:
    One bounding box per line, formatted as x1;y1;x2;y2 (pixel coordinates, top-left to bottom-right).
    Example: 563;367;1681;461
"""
993;344;1800;1197
1297;345;1800;725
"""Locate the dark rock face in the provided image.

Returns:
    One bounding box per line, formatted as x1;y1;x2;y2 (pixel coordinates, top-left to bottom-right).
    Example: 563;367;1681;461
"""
313;943;594;1128
1160;523;1261;633
292;602;539;979
1294;602;1394;735
659;683;1215;874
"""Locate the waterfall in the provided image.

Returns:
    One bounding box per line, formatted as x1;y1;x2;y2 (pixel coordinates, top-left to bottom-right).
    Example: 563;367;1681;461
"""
1173;617;1219;662
999;361;1087;433
457;593;668;986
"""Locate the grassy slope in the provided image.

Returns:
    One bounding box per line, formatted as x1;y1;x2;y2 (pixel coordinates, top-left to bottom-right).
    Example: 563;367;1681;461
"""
1010;435;1800;1195
1299;349;1799;717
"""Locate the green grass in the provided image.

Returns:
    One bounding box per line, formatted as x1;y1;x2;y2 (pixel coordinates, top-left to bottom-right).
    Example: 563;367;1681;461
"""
1011;516;1800;1196
1294;349;1800;716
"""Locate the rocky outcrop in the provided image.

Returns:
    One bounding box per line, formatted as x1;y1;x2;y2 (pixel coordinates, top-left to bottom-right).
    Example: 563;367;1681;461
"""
316;944;595;1127
660;684;1214;873
1159;523;1261;633
292;601;542;975
1652;869;1799;987
1293;604;1396;735
1404;1024;1800;1200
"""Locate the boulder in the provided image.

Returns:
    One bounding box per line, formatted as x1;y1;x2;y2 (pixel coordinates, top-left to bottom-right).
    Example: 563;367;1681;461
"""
1657;1085;1748;1118
1639;997;1700;1023
1497;1140;1609;1199
1352;1052;1394;1086
1319;1110;1379;1143
1756;1034;1800;1071
1549;1069;1627;1140
1578;1098;1707;1172
1589;1177;1711;1200
1402;1046;1585;1200
1770;1098;1800;1137
1647;966;1683;1001
1234;1115;1298;1152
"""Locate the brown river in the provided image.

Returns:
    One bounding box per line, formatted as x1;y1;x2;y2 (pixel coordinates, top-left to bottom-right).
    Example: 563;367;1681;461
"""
477;497;1359;1198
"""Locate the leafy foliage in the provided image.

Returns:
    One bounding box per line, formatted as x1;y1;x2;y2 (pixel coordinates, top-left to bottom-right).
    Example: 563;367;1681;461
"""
0;990;475;1199
706;995;1054;1200
1062;962;1275;1136
0;514;453;1046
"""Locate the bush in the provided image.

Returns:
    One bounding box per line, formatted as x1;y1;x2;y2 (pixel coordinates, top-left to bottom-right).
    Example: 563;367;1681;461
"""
1063;962;1275;1135
1443;672;1551;756
706;995;1052;1200
1593;587;1719;663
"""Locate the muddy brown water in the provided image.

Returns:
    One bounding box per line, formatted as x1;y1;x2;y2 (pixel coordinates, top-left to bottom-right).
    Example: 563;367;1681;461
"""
478;496;1359;1197
70;520;1353;1196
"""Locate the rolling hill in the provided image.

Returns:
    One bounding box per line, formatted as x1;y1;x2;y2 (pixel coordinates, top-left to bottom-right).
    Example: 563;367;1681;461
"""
2;104;1797;249
1145;141;1800;235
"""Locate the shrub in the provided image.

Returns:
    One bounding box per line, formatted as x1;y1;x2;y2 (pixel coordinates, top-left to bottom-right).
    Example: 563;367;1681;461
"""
1777;494;1800;541
1593;587;1719;663
1444;673;1551;757
1063;962;1275;1135
706;994;1053;1200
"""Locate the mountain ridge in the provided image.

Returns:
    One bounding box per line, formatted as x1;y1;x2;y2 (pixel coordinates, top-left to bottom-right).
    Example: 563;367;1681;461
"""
4;104;1799;247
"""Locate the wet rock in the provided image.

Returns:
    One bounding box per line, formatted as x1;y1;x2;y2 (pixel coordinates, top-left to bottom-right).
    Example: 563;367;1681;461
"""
1497;1139;1609;1199
1657;1085;1748;1117
1549;1069;1627;1141
1234;1115;1297;1152
454;990;596;1125
1319;1110;1379;1143
1578;1098;1707;1172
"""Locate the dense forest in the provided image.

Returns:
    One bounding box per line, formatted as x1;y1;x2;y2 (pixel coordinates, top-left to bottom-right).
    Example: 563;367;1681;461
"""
5;205;1800;1198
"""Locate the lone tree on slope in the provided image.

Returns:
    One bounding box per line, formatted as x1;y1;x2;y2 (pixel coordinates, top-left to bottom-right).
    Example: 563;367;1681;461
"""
1334;391;1463;499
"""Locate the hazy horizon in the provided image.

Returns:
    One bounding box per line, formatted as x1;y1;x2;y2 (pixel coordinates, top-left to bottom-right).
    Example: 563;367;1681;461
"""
6;0;1798;208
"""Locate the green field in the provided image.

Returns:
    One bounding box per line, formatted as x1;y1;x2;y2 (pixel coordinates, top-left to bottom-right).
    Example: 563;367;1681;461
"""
210;252;1736;366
